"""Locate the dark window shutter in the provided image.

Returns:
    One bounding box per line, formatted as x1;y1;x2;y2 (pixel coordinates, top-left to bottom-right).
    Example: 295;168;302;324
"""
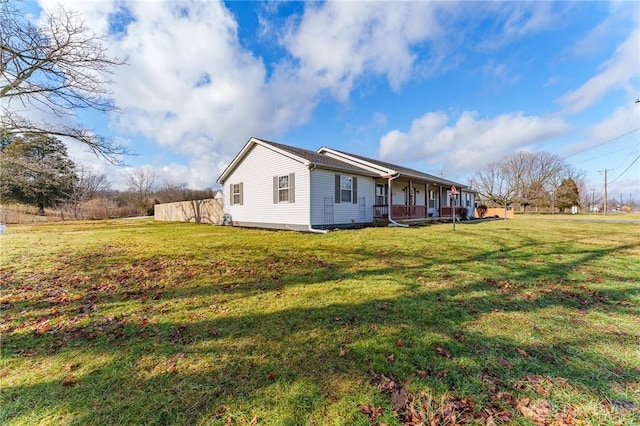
352;177;358;204
335;174;341;203
289;173;295;203
239;182;243;206
229;184;234;206
273;176;278;204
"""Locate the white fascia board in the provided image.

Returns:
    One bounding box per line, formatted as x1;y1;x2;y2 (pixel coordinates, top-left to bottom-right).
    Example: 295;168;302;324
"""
317;147;396;176
217;137;256;184
217;137;310;183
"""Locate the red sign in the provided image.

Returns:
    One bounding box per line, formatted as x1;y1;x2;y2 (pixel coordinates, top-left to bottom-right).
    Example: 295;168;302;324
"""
451;185;459;195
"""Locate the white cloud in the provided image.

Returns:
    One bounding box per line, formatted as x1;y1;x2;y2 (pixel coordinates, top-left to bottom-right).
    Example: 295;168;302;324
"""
475;2;565;51
26;0;620;190
589;104;640;142
378;111;571;173
279;1;443;96
559;28;640;113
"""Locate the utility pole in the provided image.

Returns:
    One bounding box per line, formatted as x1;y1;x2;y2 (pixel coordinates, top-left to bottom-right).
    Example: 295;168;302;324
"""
590;188;596;213
599;169;613;216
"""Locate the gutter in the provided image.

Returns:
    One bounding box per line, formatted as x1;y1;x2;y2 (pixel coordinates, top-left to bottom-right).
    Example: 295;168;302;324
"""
387;173;409;228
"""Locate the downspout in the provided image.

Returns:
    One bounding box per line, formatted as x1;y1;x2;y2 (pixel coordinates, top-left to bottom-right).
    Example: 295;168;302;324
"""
307;226;329;234
387;173;409;227
307;163;330;233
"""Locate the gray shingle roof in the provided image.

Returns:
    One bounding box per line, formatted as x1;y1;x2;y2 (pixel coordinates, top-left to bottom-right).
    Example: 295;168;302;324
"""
254;138;469;189
326;148;465;187
256;139;380;176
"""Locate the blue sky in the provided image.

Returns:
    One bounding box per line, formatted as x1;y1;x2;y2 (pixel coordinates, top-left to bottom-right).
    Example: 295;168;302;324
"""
28;1;640;202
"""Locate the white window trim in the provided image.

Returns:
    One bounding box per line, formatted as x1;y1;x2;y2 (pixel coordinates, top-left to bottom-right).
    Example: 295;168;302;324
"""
340;176;352;203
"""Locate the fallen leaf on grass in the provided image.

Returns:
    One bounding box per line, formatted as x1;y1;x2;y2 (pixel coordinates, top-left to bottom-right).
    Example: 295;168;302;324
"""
493;391;517;407
339;348;346;357
249;416;258;425
386;354;395;362
268;371;278;380
396;339;403;347
63;363;75;371
435;369;448;378
498;358;512;369
517;348;529;357
495;410;512;422
62;375;77;387
165;360;177;372
359;402;384;423
533;383;550;397
376;375;397;392
435;346;452;358
554;405;578;425
517;398;550;425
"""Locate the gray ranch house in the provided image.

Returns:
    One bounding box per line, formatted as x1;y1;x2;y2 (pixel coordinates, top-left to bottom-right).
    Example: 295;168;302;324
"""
217;137;475;231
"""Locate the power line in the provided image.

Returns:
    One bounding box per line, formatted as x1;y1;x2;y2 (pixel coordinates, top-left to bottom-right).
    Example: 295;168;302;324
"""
609;154;640;185
570;141;639;165
564;127;640;160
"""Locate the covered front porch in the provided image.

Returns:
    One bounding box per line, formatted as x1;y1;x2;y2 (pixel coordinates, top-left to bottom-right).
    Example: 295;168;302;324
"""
373;205;469;220
372;177;470;221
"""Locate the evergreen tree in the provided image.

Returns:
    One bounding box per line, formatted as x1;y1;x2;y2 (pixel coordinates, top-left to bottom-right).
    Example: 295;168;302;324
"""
0;134;78;215
555;178;580;212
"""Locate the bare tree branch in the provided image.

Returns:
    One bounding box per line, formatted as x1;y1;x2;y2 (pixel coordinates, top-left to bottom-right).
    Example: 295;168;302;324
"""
1;0;128;163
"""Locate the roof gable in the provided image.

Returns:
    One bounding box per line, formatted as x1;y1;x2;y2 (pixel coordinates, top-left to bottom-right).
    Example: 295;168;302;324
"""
217;137;311;184
218;137;471;189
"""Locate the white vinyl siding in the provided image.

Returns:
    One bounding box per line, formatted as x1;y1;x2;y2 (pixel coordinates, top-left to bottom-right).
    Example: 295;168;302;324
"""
310;169;374;226
224;144;309;227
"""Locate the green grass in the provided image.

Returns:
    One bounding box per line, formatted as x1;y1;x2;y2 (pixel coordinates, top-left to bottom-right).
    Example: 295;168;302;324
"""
1;217;639;425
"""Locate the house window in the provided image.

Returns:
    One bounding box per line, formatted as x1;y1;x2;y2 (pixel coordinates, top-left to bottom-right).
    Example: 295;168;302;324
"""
465;193;471;207
278;175;289;202
376;184;387;205
273;173;295;204
341;176;352;202
429;190;436;208
230;183;243;206
334;174;357;204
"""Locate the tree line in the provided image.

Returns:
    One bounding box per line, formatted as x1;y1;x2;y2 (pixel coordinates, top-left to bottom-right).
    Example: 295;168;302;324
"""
472;151;583;213
0;133;218;221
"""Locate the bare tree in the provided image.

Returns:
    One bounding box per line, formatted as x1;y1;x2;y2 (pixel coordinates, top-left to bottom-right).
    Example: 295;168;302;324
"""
473;151;582;213
471;160;518;207
126;166;157;211
1;0;127;162
58;168;109;219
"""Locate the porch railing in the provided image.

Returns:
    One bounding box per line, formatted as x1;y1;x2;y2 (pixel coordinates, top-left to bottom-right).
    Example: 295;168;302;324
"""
373;204;428;219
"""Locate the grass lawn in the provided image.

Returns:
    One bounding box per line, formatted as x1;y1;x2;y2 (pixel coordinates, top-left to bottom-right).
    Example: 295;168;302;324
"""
1;217;639;425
